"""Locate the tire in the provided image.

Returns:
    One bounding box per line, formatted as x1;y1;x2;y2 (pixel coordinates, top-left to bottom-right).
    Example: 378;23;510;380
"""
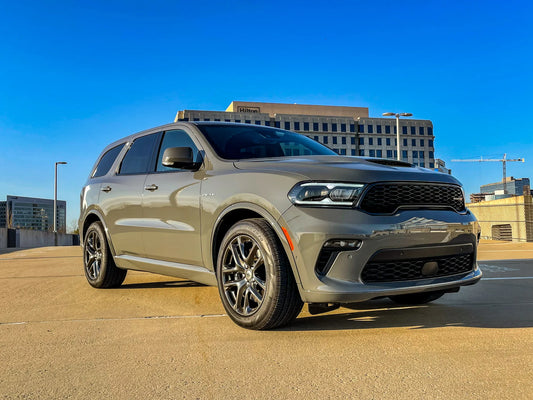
83;221;127;288
216;218;303;330
389;290;445;305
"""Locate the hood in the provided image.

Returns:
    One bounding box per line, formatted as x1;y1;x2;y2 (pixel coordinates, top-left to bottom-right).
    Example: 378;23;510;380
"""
233;155;462;185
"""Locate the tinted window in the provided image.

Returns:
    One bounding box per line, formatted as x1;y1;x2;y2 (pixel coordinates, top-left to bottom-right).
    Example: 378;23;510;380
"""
196;125;336;159
156;130;200;172
119;134;158;175
92;143;125;178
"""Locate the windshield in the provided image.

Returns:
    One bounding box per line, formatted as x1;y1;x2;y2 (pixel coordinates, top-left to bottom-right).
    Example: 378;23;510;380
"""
195;124;337;160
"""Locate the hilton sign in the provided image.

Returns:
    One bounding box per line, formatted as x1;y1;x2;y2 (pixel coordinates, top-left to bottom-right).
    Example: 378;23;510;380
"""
237;106;260;113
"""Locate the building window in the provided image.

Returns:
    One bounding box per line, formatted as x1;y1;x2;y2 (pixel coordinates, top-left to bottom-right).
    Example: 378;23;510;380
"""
429;151;434;158
387;150;393;158
351;149;356;156
314;136;319;141
412;139;416;146
377;125;382;133
255;120;261;125
341;123;346;132
394;150;397;158
350;124;355;133
419;126;425;135
275;121;280;128
402;126;407;134
386;138;391;146
285;121;290;130
359;149;365;156
367;125;373;133
377;138;382;145
411;126;416;135
358;124;364;133
313;122;319;131
304;122;309;131
214;118;220;121
403;139;408;146
332;136;338;144
376;150;382;158
294;122;300;130
428;127;433;135
394;126;397;134
385;125;391;134
420;151;425;159
342;136;346;145
323;136;328;144
368;138;373;145
429;140;433;147
332;123;337;132
235;119;241;123
204;118;210;121
322;123;329;132
395;139;397;146
193;118;200;121
369;149;375;157
264;121;270;126
420;139;425;147
340;149;346;155
413;151;418;158
402;150;408;159
430;162;435;168
225;119;231;122
359;137;364;145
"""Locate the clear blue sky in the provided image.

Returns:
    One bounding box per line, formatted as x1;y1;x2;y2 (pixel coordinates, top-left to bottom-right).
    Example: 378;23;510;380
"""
1;0;532;230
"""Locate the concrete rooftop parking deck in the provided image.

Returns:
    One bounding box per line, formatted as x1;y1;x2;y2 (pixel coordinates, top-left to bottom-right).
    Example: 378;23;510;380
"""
1;241;532;399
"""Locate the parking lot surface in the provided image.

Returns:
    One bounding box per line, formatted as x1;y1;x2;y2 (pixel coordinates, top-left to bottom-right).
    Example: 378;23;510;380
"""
1;241;532;399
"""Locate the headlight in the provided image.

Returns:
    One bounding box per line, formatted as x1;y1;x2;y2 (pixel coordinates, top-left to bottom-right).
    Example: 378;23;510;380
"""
288;182;365;206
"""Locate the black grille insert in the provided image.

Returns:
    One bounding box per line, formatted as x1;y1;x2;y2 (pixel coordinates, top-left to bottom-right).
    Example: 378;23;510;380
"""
361;253;474;283
360;183;465;214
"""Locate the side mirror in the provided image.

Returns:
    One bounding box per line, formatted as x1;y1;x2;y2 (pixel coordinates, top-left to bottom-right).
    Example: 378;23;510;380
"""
162;147;197;169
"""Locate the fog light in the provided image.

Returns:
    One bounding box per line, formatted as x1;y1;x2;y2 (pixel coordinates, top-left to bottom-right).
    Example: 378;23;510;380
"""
324;239;361;250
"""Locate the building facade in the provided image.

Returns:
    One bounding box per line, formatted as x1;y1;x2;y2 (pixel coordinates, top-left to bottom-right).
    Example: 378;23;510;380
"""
480;177;530;196
176;101;436;168
0;196;66;233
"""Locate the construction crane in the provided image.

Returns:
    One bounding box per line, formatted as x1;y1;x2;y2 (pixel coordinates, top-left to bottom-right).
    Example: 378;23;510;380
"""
452;154;525;193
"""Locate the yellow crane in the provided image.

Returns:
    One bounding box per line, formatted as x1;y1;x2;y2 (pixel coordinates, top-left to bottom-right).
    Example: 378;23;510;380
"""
452;154;525;193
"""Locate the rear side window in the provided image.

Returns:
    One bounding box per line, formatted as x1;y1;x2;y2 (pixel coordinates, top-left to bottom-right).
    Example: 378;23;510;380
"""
119;133;158;175
92;143;125;178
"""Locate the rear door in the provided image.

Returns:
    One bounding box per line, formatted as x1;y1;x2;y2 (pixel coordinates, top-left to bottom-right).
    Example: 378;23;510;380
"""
99;133;159;257
141;129;204;266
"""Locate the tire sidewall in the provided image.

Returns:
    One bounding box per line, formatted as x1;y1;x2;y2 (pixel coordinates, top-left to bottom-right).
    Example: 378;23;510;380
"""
216;220;282;329
83;222;111;288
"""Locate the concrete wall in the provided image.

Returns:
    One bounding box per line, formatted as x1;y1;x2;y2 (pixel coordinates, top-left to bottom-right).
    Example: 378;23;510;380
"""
0;228;79;248
0;228;6;249
468;194;533;242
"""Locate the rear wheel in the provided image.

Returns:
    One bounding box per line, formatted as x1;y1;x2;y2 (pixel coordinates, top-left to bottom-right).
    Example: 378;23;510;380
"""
216;219;303;330
83;221;127;288
389;290;445;305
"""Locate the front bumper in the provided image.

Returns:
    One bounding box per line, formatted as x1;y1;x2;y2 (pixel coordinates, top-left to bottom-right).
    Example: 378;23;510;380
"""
279;205;482;303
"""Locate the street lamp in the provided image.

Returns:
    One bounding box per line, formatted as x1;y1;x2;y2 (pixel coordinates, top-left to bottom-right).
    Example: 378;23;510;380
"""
382;112;413;160
54;162;67;238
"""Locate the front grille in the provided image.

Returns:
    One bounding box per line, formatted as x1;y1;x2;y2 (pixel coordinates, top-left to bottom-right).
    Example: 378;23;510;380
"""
360;183;465;214
361;253;474;283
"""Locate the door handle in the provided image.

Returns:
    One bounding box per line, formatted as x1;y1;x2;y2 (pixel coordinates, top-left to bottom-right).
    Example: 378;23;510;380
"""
101;186;112;193
144;184;159;191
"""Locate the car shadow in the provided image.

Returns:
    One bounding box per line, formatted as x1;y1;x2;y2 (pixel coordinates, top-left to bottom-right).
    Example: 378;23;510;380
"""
281;298;533;331
119;280;206;289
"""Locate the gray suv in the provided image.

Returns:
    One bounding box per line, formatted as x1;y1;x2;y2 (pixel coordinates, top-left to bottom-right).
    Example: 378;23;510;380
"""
80;122;481;329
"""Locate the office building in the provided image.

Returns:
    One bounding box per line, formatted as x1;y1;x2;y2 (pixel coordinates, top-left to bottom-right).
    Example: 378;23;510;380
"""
480;177;530;196
176;101;436;168
0;195;66;233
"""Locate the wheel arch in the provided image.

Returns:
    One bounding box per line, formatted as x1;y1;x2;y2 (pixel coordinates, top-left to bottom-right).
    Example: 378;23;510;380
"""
210;203;302;286
80;209;117;257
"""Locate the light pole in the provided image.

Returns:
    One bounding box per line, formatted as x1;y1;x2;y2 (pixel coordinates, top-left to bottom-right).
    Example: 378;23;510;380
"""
54;162;67;239
382;112;413;160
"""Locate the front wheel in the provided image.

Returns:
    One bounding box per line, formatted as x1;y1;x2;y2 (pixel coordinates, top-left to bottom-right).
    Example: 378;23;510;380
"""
389;290;445;305
216;219;303;330
83;221;127;288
